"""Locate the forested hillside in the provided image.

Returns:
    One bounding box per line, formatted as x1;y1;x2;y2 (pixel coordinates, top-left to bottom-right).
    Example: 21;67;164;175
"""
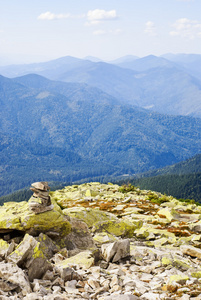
1;74;201;195
119;153;201;202
128;173;201;202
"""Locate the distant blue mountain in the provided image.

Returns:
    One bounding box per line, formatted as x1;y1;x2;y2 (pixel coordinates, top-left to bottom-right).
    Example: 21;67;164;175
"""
83;56;102;62
1;74;201;195
161;53;201;81
109;55;139;65
1;54;201;117
115;55;175;71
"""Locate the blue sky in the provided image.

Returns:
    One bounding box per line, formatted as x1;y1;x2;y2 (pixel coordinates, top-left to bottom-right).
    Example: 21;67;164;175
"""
0;0;200;64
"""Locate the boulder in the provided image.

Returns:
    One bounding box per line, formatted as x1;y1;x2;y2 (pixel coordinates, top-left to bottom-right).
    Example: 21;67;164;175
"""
0;262;31;295
180;245;201;259
8;233;52;281
157;208;180;222
36;233;60;259
101;239;130;263
54;266;82;282
168;274;189;285
56;250;96;269
92;218;142;237
0;199;71;237
93;232;118;244
63;217;95;250
63;206;117;228
191;221;201;233
0;239;14;258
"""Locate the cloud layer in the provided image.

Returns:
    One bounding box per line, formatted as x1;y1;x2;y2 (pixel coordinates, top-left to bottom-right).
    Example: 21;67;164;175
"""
170;18;201;39
87;9;117;25
144;21;157;36
38;11;71;20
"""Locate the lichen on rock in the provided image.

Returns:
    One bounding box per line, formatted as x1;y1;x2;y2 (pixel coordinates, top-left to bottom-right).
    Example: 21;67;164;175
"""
0;198;71;237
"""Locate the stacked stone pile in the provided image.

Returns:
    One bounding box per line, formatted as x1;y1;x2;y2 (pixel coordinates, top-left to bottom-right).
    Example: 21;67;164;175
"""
29;181;53;214
0;182;201;299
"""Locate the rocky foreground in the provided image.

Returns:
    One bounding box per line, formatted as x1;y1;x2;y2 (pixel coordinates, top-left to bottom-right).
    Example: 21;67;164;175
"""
1;182;201;299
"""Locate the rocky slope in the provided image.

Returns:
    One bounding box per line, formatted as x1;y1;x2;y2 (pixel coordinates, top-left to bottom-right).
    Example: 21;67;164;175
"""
1;182;201;299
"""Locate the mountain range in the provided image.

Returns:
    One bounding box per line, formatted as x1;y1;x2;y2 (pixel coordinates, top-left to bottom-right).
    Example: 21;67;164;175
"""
1;54;201;196
1;54;201;117
1;72;201;196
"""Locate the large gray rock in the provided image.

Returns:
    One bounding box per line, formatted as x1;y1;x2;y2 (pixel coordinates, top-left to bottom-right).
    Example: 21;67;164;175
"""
36;233;59;259
8;233;52;281
54;265;82;281
0;199;71;238
101;239;130;262
0;239;15;259
180;245;201;259
0;262;31;295
63;217;95;250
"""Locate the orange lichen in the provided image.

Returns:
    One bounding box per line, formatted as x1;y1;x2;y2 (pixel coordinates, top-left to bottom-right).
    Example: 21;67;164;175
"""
167;227;191;237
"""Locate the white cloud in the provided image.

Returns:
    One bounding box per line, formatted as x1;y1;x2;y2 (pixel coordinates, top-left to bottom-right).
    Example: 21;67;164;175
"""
87;9;117;25
38;11;71;20
170;18;201;39
144;21;157;36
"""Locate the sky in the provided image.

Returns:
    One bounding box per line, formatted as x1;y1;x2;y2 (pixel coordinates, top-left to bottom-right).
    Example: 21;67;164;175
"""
0;0;201;64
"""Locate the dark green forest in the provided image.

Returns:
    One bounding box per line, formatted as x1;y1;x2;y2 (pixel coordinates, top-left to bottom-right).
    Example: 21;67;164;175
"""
120;173;201;203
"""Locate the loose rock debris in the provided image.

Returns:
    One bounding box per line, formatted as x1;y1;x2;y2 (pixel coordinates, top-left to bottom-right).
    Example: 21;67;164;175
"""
0;182;201;299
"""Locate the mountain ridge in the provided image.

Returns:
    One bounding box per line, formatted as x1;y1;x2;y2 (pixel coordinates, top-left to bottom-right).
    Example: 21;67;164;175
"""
1;74;201;196
1;54;201;117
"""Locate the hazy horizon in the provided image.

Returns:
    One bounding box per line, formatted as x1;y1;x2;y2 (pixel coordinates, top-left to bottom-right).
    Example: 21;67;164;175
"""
0;0;201;65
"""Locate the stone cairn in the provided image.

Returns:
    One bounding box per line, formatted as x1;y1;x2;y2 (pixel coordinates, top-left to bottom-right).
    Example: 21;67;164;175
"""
29;181;53;214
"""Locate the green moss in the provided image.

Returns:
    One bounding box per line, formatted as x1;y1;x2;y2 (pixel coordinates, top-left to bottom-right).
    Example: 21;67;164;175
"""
92;218;141;237
33;242;44;259
162;257;173;266
63;207;117;228
56;250;94;269
173;258;191;270
119;184;137;193
0;239;9;251
169;275;189;284
93;232;117;244
191;271;201;279
0;198;71;237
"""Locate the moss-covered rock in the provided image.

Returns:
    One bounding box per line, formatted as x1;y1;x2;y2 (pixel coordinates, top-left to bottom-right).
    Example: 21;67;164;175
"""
157;208;180;222
191;271;201;279
8;233;52;281
56;250;95;269
0;198;71;237
168;274;189;285
63;217;95;250
63;207;117;228
134;225;176;241
93;232;118;244
92;218;142;237
0;239;13;258
161;256;173;266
